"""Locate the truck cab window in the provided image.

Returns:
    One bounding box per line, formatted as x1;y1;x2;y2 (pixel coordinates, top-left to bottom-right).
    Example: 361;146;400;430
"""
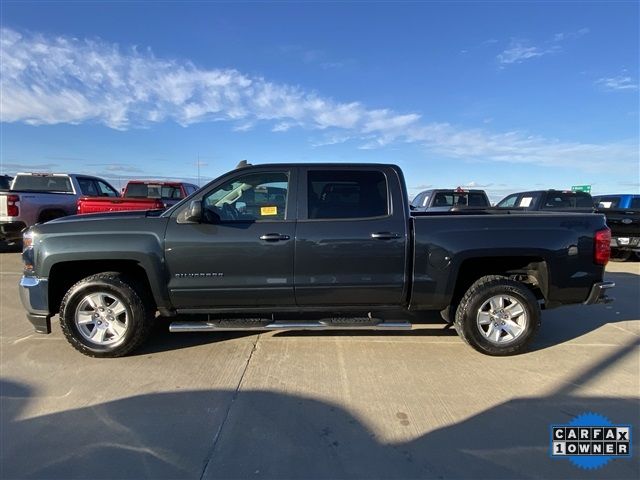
203;172;289;222
307;170;388;219
96;180;119;197
497;194;519;208
78;178;98;196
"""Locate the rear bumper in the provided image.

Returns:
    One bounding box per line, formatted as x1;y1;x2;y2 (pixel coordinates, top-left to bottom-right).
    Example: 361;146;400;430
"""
19;276;52;334
611;236;640;252
0;220;26;242
583;281;615;305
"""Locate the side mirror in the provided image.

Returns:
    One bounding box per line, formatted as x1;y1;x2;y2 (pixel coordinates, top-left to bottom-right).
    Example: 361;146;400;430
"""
178;200;202;224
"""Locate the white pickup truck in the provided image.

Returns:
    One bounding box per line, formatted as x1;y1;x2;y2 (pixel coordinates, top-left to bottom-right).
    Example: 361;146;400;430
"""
0;173;119;243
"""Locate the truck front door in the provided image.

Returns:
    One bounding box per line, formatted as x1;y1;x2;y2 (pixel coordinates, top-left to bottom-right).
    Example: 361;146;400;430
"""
164;168;296;309
294;167;408;306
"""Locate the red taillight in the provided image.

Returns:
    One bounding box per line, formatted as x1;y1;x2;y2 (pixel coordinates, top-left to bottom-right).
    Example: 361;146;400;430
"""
6;194;19;217
594;228;611;265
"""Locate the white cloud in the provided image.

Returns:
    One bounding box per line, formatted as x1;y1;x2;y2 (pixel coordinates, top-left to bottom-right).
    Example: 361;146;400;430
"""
0;27;637;172
232;122;255;132
272;122;294;132
497;41;560;65
497;28;588;66
497;42;548;64
1;162;58;172
595;75;638;91
464;181;493;188
90;163;144;173
553;27;589;42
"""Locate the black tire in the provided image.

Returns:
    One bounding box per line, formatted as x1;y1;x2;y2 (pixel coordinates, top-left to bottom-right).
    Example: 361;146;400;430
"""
454;275;541;356
610;249;632;262
59;272;152;358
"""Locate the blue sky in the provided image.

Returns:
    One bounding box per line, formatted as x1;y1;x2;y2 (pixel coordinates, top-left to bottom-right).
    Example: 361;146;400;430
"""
1;1;638;201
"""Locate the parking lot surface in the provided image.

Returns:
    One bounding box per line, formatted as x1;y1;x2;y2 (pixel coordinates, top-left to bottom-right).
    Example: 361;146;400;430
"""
1;250;638;479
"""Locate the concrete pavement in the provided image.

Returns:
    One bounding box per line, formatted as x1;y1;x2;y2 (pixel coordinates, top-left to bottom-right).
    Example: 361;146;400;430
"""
1;251;638;479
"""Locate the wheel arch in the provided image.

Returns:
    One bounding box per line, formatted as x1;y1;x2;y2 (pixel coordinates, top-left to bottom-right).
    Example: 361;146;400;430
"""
48;259;158;315
450;255;549;307
37;209;68;223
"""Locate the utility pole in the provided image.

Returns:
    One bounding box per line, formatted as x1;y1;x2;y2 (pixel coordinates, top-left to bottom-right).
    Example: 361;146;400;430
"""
197;153;200;187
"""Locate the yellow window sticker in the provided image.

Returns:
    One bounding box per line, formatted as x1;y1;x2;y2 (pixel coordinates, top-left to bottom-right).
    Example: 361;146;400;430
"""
260;206;278;216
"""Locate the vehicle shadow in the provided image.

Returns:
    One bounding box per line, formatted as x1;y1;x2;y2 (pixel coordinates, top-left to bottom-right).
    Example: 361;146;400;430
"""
139;311;458;356
533;271;639;351
2;340;638;479
133;318;258;356
276;271;639;351
136;269;638;354
0;241;21;253
51;276;639;356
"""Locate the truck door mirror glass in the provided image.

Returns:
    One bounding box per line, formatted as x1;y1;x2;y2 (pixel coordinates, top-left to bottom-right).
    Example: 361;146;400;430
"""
177;200;203;224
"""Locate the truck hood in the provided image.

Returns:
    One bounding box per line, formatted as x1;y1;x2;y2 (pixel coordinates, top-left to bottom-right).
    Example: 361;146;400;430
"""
29;210;169;238
46;209;164;224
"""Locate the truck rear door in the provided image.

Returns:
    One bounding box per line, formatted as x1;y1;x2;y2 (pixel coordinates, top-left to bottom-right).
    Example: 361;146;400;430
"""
294;166;408;306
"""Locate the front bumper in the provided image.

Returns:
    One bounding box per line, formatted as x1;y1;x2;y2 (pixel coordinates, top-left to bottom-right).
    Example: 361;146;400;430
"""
583;281;615;305
19;276;52;334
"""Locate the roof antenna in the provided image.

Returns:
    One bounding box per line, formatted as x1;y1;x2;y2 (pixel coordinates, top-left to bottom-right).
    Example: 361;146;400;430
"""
235;159;251;169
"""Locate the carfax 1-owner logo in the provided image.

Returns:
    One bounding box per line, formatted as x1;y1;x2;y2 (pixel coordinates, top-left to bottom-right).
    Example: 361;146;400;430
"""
550;413;632;470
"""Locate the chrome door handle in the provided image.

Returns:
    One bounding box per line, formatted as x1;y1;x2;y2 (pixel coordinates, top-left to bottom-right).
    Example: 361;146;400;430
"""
259;233;290;242
371;232;400;240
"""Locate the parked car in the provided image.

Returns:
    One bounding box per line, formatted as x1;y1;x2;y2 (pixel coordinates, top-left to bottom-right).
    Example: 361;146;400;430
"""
410;188;490;212
593;194;640;262
0;173;118;242
0;175;13;191
78;181;198;214
19;163;613;358
495;190;595;212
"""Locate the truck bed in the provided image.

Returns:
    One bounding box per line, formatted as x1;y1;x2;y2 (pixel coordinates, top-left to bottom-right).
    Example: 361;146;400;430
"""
77;196;164;214
410;212;607;310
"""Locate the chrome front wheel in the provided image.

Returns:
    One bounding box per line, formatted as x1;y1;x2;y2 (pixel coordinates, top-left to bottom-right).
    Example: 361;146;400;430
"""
74;291;129;346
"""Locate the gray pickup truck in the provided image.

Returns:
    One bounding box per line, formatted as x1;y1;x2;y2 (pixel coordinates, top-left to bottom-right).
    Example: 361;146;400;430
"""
0;173;119;242
19;163;614;358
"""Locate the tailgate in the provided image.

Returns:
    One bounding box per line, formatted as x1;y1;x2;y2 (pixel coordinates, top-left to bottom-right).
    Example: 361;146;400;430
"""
0;195;7;217
78;197;162;214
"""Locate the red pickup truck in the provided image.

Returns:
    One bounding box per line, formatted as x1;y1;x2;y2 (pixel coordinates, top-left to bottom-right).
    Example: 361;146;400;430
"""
77;181;199;214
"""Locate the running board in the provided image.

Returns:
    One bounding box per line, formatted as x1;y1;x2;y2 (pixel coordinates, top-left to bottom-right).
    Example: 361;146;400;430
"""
169;320;413;333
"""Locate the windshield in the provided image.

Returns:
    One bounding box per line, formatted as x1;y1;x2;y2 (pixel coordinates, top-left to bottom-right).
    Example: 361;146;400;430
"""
432;192;489;207
12;175;73;193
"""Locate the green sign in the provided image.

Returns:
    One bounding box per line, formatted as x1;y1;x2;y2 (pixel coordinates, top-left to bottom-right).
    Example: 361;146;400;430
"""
571;185;591;193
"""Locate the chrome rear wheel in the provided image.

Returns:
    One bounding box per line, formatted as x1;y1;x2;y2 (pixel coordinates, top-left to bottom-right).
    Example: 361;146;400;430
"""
476;294;528;345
